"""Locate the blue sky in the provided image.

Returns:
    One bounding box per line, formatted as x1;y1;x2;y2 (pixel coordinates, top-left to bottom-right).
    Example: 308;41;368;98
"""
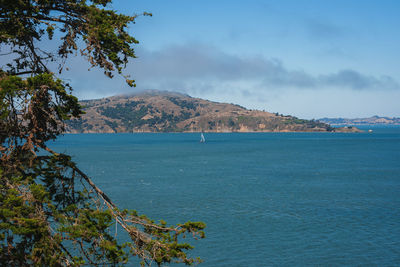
67;0;400;119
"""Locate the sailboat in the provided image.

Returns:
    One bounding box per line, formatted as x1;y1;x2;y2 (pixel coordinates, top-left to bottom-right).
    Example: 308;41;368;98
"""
200;132;205;143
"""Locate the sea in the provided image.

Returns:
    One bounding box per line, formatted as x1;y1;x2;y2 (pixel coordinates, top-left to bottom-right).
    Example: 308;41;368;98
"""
50;126;400;266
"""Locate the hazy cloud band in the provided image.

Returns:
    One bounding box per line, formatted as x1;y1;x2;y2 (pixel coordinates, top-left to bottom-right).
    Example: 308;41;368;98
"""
128;43;399;92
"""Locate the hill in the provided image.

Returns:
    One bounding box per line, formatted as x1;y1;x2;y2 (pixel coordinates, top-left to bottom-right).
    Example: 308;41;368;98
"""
319;116;400;125
66;90;361;133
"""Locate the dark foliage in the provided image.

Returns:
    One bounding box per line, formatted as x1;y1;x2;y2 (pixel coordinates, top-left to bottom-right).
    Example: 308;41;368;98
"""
0;1;205;266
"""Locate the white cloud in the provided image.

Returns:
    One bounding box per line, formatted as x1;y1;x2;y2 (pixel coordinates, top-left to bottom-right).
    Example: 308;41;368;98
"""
126;43;399;93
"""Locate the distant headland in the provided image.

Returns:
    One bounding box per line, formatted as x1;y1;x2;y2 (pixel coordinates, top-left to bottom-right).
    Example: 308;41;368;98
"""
318;116;400;126
66;90;362;133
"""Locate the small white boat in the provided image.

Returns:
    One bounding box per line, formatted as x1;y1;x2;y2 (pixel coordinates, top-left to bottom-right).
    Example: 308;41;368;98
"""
200;132;205;143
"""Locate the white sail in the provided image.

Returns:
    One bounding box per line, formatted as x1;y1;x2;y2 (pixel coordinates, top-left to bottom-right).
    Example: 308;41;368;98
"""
200;132;205;143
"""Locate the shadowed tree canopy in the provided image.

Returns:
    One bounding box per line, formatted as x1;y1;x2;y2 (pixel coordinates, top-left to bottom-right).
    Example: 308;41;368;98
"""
0;0;205;266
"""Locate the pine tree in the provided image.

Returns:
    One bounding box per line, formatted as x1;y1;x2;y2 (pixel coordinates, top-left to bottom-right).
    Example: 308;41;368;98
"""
0;1;205;265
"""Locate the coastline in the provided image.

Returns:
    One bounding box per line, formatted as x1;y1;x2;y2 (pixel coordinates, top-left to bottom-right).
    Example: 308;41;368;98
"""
64;127;363;134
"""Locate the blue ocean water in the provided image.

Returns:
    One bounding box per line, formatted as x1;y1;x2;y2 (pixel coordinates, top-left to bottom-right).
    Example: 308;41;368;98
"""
51;127;400;266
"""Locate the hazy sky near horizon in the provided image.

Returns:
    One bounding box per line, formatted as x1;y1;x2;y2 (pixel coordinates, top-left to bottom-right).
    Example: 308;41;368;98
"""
64;0;400;118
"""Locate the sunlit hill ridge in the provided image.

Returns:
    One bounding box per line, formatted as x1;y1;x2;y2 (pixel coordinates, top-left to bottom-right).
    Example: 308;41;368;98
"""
66;90;361;133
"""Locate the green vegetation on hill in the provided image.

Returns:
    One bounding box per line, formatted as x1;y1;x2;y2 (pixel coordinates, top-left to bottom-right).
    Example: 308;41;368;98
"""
66;91;357;133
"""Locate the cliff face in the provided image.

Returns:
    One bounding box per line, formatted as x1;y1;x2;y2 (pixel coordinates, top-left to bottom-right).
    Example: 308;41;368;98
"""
65;91;360;133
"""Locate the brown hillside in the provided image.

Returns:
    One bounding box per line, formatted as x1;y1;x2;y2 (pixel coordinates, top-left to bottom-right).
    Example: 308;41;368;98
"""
66;90;361;133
